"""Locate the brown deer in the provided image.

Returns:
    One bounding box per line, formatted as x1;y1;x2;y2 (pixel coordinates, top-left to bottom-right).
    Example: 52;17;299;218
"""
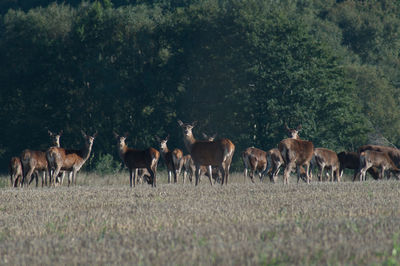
156;135;183;183
356;150;400;181
181;154;195;183
9;157;24;187
263;148;284;183
47;131;97;187
337;151;379;181
278;124;314;184
178;120;235;186
20;130;63;187
242;147;268;183
310;148;340;182
114;132;160;187
358;145;400;178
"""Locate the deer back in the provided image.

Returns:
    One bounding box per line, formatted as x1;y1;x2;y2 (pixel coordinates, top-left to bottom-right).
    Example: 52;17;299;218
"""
190;138;234;166
21;149;48;171
314;148;339;168
9;157;22;176
278;138;314;166
123;147;160;169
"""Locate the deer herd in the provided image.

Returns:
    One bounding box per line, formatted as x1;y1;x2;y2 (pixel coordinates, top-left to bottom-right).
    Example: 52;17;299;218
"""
7;121;400;188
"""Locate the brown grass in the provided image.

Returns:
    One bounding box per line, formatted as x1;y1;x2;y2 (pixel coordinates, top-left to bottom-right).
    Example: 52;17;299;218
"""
0;172;399;265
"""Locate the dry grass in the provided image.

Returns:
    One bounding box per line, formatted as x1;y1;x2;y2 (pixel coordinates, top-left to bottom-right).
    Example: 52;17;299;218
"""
0;171;399;265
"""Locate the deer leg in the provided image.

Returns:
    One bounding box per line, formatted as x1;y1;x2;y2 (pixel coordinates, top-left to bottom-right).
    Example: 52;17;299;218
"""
24;167;35;187
206;165;213;186
283;163;293;185
195;165;201;186
182;169;186;184
147;166;156;187
129;169;133;188
296;165;302;183
167;171;172;184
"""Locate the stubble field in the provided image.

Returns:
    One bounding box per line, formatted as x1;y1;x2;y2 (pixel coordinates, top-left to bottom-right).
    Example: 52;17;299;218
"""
0;172;399;265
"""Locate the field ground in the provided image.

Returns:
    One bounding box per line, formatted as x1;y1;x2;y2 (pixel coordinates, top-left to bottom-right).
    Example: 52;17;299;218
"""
0;171;399;265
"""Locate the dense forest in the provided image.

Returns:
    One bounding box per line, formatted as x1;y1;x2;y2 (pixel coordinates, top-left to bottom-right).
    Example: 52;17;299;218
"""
1;0;400;173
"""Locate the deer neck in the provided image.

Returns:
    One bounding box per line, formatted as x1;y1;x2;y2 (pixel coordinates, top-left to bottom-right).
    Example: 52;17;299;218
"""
183;134;196;153
81;142;93;162
118;144;129;160
160;146;170;157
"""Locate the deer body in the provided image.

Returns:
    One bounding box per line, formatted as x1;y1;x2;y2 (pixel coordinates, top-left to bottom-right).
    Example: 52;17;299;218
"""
178;120;235;186
20;130;62;187
157;136;183;183
115;133;159;187
357;150;400;181
337;151;379;181
9;157;23;187
278;124;314;184
47;131;96;186
242;147;268;183
311;148;340;182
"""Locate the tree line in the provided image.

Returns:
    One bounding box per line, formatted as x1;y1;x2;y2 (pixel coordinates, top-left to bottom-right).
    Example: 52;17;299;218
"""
1;0;399;173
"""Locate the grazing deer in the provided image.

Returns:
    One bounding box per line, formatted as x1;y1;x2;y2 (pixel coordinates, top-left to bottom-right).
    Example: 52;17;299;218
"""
356;150;400;181
358;145;400;179
156;135;183;183
279;124;314;184
114;132;160;187
20;130;63;187
242;147;268;183
47;131;97;187
9;157;24;187
337;151;379;181
310;148;340;182
263;148;284;183
178;120;235;186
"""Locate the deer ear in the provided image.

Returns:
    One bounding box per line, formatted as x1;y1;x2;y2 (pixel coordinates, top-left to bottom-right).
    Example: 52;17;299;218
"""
155;136;161;142
202;133;207;139
166;134;170;141
177;120;183;126
297;124;302;131
212;133;217;139
192;121;197;127
81;130;87;138
113;131;120;139
48;130;54;136
59;130;63;136
284;123;290;131
92;131;98;138
124;132;129;138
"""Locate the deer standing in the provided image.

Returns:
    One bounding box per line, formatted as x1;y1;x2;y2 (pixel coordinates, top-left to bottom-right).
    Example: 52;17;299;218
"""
20;130;63;187
337;151;379;181
156;135;183;183
279;124;314;184
9;157;24;187
242;147;268;183
178;120;235;186
310;148;340;182
114;132;159;187
46;131;97;186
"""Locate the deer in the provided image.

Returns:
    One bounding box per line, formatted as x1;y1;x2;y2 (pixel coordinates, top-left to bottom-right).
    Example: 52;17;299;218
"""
181;154;195;184
47;131;97;187
337;151;379;181
156;135;183;183
20;130;63;187
114;132;160;187
9;157;24;187
310;148;340;182
178;120;235;186
356;150;400;181
358;145;400;179
242;147;268;183
278;124;314;184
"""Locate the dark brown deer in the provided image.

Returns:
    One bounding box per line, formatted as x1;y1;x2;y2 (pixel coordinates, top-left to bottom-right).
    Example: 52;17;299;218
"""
356;150;400;181
47;131;97;187
311;148;340;182
337;151;379;181
178;120;235;186
279;124;314;184
20;130;63;187
156;135;183;183
114;132;160;187
242;147;268;183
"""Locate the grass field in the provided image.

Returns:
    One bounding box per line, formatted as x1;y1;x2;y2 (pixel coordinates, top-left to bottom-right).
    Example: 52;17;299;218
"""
0;172;399;265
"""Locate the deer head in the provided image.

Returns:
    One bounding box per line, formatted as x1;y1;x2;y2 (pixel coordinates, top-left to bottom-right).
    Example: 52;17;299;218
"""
285;123;302;139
